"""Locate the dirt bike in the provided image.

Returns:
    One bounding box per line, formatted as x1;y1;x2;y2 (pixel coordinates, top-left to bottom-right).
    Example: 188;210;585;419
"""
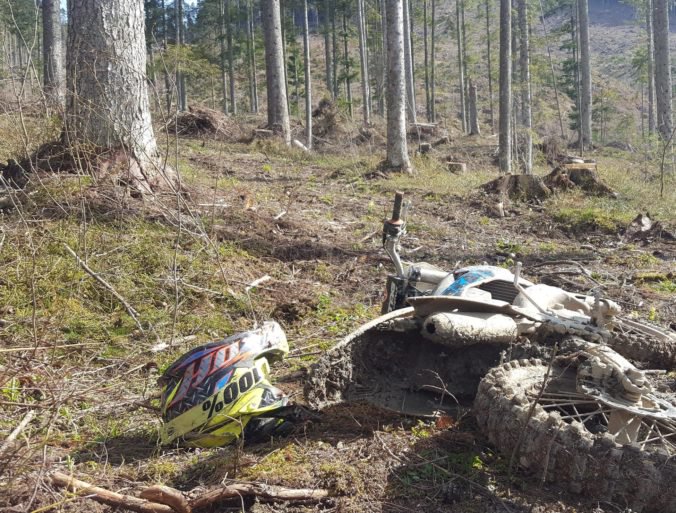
305;192;676;513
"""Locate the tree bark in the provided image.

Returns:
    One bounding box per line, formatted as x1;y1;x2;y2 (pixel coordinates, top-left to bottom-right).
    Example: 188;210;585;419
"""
303;0;312;148
227;0;237;114
498;0;511;173
357;0;371;125
653;0;672;143
456;0;467;132
247;0;259;113
342;13;353;118
219;0;229;114
323;0;334;96
402;0;416;124
423;0;430;121
518;0;532;174
468;79;480;135
430;0;436;122
385;0;410;171
485;0;494;133
577;0;592;150
42;0;64;107
65;0;176;193
646;0;656;136
262;0;291;144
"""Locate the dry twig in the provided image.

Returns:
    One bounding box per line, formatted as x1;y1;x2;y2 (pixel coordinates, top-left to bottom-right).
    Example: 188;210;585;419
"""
0;410;35;460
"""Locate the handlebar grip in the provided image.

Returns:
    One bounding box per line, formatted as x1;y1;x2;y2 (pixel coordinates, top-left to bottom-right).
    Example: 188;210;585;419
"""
391;192;404;221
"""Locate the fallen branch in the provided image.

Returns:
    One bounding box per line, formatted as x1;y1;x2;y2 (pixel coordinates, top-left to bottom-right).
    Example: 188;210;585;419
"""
0;410;35;460
150;335;197;353
50;472;174;513
190;482;330;509
62;243;145;333
50;472;331;513
141;486;191;513
0;342;98;353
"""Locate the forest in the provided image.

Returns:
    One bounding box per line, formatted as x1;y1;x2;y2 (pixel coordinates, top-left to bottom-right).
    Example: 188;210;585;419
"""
0;0;675;512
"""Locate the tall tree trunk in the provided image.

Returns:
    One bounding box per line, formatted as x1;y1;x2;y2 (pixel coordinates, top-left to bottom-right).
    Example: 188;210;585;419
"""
578;0;592;150
646;0;657;136
385;0;410;171
42;0;64;107
262;0;290;143
342;13;353;118
323;0;334;96
468;79;480;135
402;0;416;124
456;0;466;132
654;0;673;143
498;0;511;173
66;0;176;193
517;0;532;174
485;0;494;133
380;0;388;116
357;0;371;125
303;0;312;148
175;0;187;111
227;0;237;114
219;0;229;114
430;0;436;122
247;0;258;112
331;2;339;98
161;0;172;114
423;0;430;121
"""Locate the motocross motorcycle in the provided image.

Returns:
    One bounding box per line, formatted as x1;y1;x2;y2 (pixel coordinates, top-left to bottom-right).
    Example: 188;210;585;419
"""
305;192;676;513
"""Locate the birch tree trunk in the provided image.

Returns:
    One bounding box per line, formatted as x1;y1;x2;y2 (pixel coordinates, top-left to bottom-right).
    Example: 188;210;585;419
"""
65;0;176;193
498;0;511;173
402;0;416;124
385;0;410;172
42;0;64;107
357;0;371;125
653;0;672;142
518;0;532;174
262;0;291;144
578;0;592;150
646;0;656;136
303;0;312;148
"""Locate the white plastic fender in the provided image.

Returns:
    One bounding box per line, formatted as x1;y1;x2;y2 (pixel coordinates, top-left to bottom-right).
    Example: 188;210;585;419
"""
421;311;519;347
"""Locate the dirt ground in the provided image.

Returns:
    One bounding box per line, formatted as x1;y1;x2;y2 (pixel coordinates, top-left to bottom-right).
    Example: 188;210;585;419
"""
1;123;675;513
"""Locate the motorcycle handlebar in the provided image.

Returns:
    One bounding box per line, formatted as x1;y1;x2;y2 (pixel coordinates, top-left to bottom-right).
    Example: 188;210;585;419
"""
391;192;404;222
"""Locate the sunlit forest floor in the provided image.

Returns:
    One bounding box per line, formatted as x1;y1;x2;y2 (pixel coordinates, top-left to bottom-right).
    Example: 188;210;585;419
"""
1;109;675;513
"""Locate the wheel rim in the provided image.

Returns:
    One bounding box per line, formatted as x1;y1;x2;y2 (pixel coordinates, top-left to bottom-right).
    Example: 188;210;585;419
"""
532;367;676;455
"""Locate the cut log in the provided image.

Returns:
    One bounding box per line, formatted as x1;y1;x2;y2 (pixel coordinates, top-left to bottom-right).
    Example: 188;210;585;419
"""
447;162;467;174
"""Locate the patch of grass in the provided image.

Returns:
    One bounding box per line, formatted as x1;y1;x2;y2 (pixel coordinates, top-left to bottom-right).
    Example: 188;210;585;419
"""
384;155;496;198
552;203;630;234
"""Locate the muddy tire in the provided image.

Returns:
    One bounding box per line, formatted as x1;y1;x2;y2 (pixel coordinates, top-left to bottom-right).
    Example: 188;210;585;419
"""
607;317;676;369
474;359;676;513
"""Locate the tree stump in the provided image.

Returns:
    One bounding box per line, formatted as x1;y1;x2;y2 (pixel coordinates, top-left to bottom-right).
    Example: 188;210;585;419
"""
544;165;616;197
481;174;551;202
447;162;467;174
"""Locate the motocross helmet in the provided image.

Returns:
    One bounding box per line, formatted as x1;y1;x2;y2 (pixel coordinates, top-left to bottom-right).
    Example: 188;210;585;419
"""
159;321;291;447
